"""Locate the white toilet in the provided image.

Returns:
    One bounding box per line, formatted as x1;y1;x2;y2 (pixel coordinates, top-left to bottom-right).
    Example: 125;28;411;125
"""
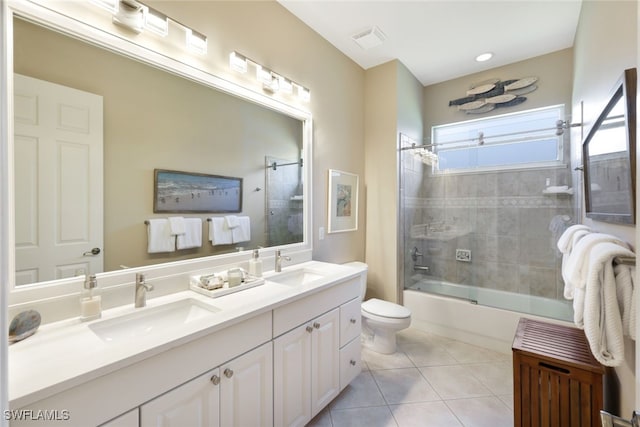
344;261;412;354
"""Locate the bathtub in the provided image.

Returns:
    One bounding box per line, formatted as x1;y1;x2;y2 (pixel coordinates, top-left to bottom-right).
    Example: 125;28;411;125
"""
404;280;574;354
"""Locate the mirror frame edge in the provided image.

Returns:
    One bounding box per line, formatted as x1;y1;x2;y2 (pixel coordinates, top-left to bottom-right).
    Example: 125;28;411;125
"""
3;0;314;305
582;67;637;225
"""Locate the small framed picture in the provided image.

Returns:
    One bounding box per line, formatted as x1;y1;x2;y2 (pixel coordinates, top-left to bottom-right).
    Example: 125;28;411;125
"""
153;169;242;213
327;169;358;233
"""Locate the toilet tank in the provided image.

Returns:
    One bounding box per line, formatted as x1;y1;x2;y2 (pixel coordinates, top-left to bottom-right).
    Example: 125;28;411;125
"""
342;261;368;301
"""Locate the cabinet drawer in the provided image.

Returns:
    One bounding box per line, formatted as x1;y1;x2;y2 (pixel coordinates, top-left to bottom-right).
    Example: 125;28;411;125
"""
273;277;359;337
339;298;361;347
339;338;361;391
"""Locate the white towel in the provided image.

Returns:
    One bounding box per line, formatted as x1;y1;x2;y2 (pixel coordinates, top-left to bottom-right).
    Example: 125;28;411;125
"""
177;218;202;250
147;219;175;253
557;224;590;254
561;229;591;298
231;216;251;243
208;217;232;245
563;233;629;299
581;242;635;366
168;216;186;235
614;263;636;340
224;215;240;229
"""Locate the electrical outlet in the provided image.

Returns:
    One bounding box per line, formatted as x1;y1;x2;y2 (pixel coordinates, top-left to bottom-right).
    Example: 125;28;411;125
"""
455;249;471;262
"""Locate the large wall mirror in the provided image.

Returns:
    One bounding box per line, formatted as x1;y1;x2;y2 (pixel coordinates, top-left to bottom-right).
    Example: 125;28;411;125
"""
582;68;636;225
8;8;311;289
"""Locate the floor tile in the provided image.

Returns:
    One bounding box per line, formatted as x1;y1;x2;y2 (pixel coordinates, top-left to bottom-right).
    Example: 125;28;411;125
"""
467;361;514;395
371;368;440;404
362;347;415;370
419;365;492;399
330;406;399;427
390;401;464;427
331;371;386;410
401;342;458;367
446;396;513;427
441;340;509;364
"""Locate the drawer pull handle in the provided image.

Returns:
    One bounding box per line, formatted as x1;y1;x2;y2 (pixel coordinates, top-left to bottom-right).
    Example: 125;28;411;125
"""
538;362;570;374
210;375;220;385
224;368;234;378
350;318;357;324
313;322;321;329
350;360;356;366
306;326;313;333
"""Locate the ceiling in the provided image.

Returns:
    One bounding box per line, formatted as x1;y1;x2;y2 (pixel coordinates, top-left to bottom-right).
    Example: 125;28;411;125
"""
278;0;583;86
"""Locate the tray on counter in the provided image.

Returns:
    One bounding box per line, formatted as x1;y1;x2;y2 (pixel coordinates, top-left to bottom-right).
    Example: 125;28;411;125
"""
189;274;265;298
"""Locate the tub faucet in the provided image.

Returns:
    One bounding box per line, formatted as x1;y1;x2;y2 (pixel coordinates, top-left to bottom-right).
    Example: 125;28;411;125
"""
135;273;154;308
275;250;291;272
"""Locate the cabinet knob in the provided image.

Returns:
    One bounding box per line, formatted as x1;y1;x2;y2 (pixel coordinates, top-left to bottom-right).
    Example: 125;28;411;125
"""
224;368;234;378
313;322;320;329
350;318;357;324
210;375;220;385
306;326;313;333
350;360;356;366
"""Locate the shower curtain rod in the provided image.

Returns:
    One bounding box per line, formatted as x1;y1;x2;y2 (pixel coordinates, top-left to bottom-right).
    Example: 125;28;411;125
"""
399;120;581;151
266;158;303;170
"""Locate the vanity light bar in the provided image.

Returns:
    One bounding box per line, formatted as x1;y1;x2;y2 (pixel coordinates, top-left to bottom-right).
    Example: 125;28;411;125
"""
144;6;169;37
229;51;310;102
88;0;207;55
90;0;119;14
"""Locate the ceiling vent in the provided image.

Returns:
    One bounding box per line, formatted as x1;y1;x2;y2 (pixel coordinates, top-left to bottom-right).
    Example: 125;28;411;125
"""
352;26;386;50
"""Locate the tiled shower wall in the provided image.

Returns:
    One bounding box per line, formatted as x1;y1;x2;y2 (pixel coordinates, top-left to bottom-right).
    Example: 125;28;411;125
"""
266;156;304;246
401;146;577;301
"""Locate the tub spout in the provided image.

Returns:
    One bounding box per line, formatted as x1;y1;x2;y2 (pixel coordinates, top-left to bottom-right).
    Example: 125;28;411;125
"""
413;265;430;273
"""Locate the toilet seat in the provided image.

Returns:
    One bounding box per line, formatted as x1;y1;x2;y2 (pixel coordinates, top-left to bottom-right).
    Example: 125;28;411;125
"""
362;298;411;319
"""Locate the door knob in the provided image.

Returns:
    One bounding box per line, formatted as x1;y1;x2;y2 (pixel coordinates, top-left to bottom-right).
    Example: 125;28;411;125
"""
350;360;356;366
210;375;220;385
350;318;357;324
83;247;101;256
313;322;320;329
306;326;313;333
224;368;234;378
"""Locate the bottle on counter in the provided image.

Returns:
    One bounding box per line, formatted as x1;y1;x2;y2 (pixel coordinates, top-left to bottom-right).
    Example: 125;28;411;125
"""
80;274;102;321
249;249;263;277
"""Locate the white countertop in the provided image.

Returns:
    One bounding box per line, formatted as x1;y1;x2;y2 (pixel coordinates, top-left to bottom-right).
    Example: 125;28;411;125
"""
9;261;358;409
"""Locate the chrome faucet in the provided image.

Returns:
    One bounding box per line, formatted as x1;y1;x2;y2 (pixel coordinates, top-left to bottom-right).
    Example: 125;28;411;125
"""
275;250;291;272
135;273;154;308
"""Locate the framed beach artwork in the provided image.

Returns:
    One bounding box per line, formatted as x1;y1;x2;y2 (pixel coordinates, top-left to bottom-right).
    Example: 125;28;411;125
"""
153;169;243;213
327;169;358;233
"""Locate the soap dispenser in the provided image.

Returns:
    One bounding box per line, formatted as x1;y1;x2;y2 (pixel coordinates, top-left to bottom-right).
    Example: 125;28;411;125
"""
80;274;102;321
249;249;263;277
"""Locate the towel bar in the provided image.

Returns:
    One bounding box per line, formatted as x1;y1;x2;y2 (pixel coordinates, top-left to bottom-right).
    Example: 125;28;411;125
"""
615;256;636;266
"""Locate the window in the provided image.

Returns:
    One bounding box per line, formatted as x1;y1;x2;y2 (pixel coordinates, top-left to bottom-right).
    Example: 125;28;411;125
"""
432;105;565;172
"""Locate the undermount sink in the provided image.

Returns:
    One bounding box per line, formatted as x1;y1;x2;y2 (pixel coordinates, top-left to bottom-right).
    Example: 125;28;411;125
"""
268;267;326;286
89;298;220;343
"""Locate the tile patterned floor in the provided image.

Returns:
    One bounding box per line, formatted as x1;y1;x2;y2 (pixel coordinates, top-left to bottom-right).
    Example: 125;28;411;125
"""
308;328;514;427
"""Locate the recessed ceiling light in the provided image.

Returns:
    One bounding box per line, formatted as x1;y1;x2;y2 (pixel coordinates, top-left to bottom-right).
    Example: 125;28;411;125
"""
475;52;493;62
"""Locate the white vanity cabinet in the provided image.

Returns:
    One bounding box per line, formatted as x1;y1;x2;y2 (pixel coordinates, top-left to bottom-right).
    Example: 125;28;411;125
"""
140;342;273;427
273;275;361;427
100;409;139;427
274;309;339;427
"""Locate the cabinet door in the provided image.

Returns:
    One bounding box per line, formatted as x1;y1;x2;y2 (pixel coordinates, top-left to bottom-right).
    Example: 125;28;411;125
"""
274;323;313;427
311;308;340;416
220;342;273;427
140;368;220;427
